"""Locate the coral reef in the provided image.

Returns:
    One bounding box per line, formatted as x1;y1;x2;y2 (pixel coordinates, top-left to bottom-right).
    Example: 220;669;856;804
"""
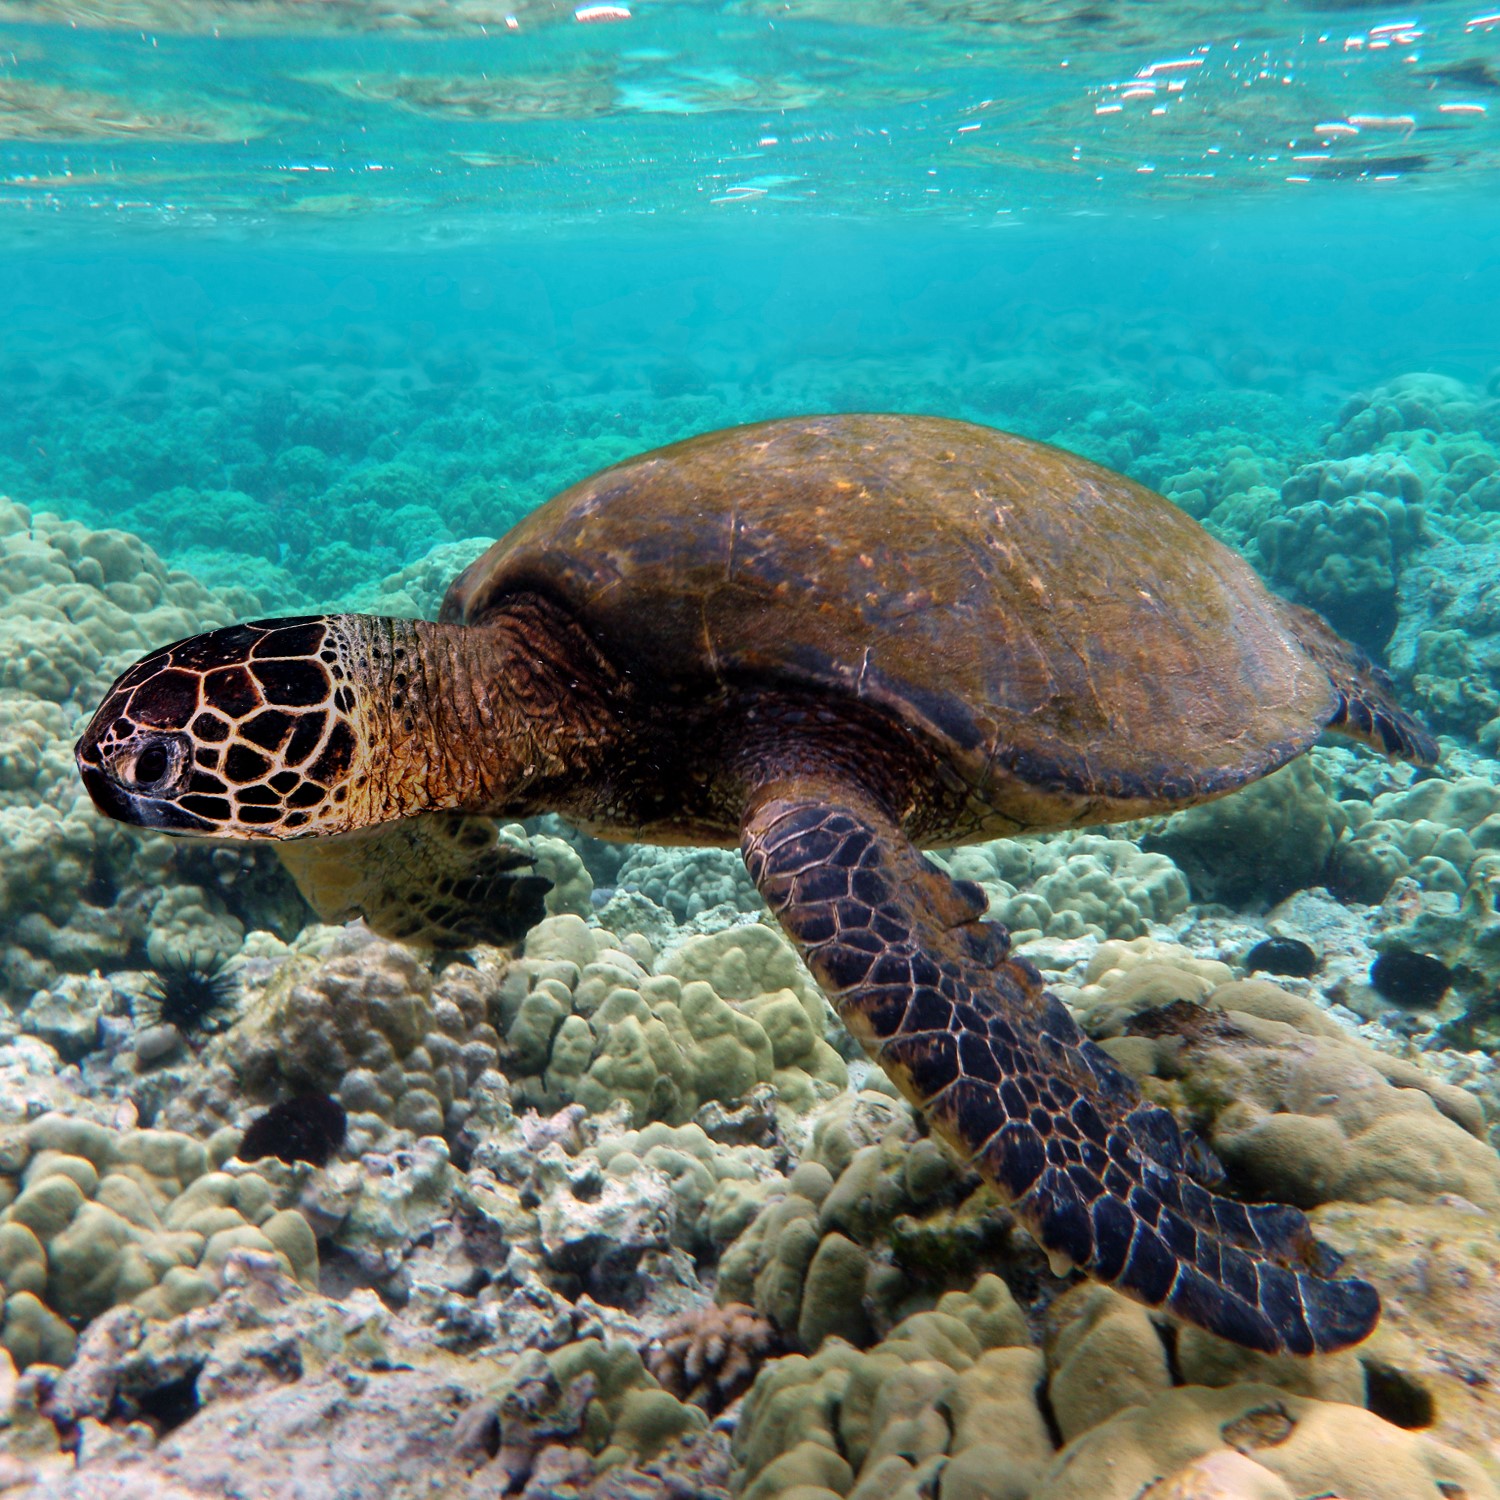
1333;773;1500;904
1142;755;1346;908
455;1106;784;1312
339;537;496;621
495;823;595;920
1067;937;1494;1202
1313;1195;1500;1467
4;914;1500;1493
1325;372;1496;460
1033;1382;1493;1500
725;949;1500;1498
730;1276;1043;1500
496;916;847;1125
0;1113;316;1370
587;1120;783;1256
1253;451;1427;651
187;926;514;1155
940;833;1189;942
1328;773;1500;991
614;844;764;926
0;1247;731;1500
1389;541;1500;742
714;1087;1035;1351
728;1270;1489;1500
528;1337;709;1471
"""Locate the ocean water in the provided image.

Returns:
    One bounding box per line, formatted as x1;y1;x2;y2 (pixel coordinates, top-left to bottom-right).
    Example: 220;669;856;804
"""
5;1;1500;1494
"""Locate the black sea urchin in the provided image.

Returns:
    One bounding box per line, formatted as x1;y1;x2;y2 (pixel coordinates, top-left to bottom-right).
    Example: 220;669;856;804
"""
136;951;239;1037
1370;948;1453;1010
236;1093;347;1168
1245;936;1320;978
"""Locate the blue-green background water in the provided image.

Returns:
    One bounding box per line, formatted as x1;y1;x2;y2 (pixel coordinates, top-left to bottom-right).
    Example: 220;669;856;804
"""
0;0;1497;605
3;202;1498;607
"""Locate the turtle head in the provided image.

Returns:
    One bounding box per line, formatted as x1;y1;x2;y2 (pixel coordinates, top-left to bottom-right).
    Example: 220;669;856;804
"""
77;616;377;839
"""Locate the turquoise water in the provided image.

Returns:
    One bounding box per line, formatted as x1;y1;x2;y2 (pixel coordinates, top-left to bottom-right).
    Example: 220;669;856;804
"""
4;209;1499;603
7;2;1500;1492
2;4;1499;599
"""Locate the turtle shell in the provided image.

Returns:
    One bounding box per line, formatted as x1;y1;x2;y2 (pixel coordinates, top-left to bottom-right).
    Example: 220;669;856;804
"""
441;414;1336;834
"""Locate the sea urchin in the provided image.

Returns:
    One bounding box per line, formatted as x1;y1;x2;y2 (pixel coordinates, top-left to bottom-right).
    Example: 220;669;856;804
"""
236;1093;347;1168
135;951;240;1037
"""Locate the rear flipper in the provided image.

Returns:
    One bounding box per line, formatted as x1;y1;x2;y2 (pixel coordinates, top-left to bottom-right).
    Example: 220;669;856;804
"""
1276;598;1438;766
741;775;1379;1356
277;812;551;948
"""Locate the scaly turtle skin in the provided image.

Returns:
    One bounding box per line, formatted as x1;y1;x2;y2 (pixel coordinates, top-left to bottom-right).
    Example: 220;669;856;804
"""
76;414;1436;1356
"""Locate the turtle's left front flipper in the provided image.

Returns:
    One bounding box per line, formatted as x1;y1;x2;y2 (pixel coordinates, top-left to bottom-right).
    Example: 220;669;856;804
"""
277;813;550;948
740;775;1379;1356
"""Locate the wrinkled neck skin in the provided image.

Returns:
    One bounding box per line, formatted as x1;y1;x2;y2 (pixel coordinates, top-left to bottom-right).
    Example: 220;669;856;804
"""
340;609;598;827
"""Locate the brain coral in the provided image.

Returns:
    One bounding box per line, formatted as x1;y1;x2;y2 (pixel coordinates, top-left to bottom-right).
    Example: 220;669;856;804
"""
499;916;847;1125
199;926;514;1154
1142;755;1345;907
940;833;1188;942
1252;452;1426;651
0;1112;316;1369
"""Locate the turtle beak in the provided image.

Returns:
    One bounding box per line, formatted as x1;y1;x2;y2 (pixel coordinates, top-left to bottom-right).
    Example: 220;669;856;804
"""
77;757;136;822
75;743;216;835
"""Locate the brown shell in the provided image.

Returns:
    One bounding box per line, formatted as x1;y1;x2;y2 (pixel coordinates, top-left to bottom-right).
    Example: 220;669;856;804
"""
441;414;1337;830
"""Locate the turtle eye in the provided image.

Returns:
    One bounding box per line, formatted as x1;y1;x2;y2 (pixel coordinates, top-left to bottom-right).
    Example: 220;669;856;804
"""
127;740;171;788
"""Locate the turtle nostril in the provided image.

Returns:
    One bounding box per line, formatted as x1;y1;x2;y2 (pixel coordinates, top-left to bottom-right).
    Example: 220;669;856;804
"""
132;743;170;786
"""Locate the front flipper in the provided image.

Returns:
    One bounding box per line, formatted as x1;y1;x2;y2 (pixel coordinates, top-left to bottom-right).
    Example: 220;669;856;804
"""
277;813;550;948
741;778;1379;1355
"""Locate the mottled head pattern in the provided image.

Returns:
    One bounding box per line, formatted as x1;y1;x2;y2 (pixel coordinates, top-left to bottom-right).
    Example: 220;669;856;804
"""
76;617;364;838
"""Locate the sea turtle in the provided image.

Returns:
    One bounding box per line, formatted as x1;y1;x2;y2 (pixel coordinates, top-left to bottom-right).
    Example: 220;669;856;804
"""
76;414;1436;1356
